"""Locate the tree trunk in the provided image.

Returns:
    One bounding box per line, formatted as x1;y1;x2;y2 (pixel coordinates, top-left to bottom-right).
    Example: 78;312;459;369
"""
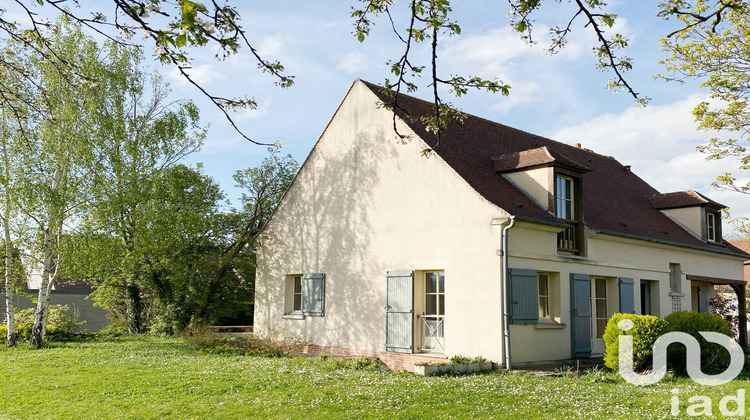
2;121;15;346
30;226;54;347
3;219;15;347
126;283;143;334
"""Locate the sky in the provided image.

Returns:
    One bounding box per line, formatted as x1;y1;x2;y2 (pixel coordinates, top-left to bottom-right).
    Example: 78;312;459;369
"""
7;1;750;236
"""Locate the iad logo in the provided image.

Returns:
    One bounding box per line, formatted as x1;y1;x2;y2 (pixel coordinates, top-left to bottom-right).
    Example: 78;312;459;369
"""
617;319;744;386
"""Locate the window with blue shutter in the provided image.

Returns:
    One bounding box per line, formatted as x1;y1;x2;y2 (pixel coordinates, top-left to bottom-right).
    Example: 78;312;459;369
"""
618;277;635;314
509;268;539;325
302;273;325;316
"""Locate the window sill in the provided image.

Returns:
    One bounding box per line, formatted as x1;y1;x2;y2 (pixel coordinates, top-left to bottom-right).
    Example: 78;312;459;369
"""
282;313;304;320
535;319;565;329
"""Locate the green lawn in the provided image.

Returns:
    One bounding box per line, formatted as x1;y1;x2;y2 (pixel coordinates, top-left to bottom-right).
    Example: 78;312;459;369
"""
0;336;748;419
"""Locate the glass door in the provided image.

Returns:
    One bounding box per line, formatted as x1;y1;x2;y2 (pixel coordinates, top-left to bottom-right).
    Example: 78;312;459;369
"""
591;278;608;355
420;271;445;353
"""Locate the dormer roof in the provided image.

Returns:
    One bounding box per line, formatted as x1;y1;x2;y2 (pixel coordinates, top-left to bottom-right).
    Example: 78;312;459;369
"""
492;146;591;174
647;190;727;210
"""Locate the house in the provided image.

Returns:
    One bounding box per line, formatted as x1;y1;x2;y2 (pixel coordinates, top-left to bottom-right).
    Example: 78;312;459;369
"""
253;79;750;371
1;268;108;332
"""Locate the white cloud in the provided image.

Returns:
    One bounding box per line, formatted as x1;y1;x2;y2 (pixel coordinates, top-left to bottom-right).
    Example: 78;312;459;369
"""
169;64;226;87
549;94;750;232
237;98;272;121
337;52;370;74
258;36;284;56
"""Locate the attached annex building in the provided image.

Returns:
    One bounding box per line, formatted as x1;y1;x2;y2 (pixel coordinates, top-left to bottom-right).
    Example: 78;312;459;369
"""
254;79;749;371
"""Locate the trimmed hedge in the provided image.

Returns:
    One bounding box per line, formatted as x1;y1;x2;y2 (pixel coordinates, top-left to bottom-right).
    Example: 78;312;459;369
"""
603;313;669;371
603;311;735;373
664;311;733;371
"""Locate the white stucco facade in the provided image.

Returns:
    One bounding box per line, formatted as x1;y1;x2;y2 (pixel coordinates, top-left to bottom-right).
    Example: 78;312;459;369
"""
254;80;747;366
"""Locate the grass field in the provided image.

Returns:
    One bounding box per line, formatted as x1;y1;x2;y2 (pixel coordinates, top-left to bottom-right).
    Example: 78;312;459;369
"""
0;336;748;419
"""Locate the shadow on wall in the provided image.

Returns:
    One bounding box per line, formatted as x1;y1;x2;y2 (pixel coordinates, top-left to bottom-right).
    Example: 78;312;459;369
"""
262;126;395;349
0;290;108;332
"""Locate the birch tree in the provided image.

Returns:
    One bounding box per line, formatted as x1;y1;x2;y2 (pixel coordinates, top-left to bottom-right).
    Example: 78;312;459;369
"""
1;109;15;346
0;41;35;347
6;20;102;347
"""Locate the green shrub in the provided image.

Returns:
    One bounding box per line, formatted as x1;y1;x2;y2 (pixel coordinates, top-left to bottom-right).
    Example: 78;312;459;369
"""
1;304;84;344
318;355;387;372
450;355;471;364
603;313;669;371
179;325;296;358
663;311;733;371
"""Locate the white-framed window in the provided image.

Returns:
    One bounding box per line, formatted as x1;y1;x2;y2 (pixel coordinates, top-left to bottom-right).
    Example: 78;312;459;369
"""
555;175;574;220
555;174;582;254
284;273;326;317
538;274;550;319
421;271;445;353
593;278;608;340
292;275;302;312
706;212;716;242
424;271;445;317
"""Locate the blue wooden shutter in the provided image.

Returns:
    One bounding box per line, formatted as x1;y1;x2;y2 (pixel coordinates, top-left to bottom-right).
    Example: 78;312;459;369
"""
302;273;325;316
618;277;635;314
570;273;592;358
509;268;538;325
385;270;413;353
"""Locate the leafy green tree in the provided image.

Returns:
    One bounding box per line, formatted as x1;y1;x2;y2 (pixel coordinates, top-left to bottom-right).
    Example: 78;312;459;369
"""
64;164;225;334
660;1;750;235
5;20;106;347
191;149;299;324
57;36;205;333
0;36;40;346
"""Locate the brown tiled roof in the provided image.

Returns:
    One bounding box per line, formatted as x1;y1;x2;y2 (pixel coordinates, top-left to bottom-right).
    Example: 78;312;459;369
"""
492;146;591;173
648;190;726;210
361;81;750;259
54;278;93;292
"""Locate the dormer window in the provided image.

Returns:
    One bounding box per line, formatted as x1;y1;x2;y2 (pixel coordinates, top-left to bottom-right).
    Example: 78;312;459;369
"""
492;146;590;255
706;212;716;242
704;209;722;243
555;175;574;220
648;190;725;244
555;173;582;254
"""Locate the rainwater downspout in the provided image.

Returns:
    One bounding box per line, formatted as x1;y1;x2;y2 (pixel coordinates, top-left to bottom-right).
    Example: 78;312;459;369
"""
501;216;516;370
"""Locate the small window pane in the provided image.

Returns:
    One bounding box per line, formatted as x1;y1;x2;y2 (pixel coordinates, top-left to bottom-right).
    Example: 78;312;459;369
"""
426;273;437;293
596;279;607;298
538;275;548;295
596;300;607;318
438;297;444;316
707;213;716;241
293;293;301;311
293;276;302;293
438;272;445;293
539;297;549;318
426;295;437;315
